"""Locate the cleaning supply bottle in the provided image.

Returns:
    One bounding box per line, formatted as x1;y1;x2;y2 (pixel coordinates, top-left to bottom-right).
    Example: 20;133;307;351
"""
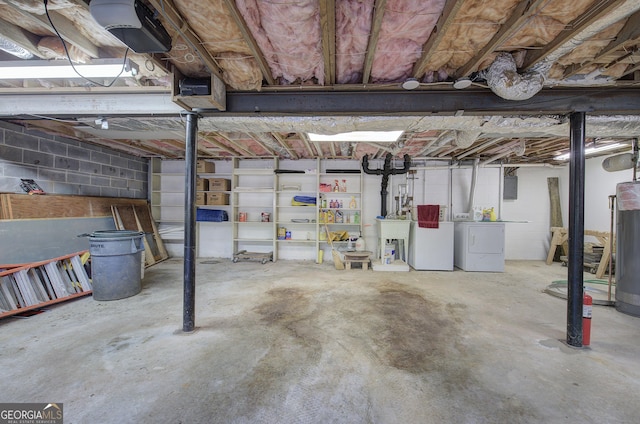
354;211;360;224
489;207;497;222
349;196;357;209
327;210;335;223
355;235;365;251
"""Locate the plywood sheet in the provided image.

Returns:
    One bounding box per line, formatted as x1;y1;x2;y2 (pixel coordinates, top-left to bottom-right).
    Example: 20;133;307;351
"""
0;194;147;220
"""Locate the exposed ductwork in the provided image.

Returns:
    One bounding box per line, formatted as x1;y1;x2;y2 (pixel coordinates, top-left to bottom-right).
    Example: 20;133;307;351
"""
484;53;544;101
0;37;33;59
455;130;480;148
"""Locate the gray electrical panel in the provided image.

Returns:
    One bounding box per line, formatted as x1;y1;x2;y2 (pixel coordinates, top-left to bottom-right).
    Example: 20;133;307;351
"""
504;175;518;200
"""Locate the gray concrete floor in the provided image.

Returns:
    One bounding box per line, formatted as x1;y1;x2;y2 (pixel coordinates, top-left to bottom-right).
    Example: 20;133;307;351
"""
1;259;639;423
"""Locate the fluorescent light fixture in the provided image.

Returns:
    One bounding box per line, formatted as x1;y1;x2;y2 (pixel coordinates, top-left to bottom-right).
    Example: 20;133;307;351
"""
554;142;625;161
0;59;138;79
308;131;404;143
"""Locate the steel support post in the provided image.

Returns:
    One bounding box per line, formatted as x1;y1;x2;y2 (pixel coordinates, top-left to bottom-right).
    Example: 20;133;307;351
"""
567;111;586;347
183;112;198;332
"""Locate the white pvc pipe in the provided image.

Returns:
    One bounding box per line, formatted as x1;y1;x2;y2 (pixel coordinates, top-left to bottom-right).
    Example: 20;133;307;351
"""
498;164;504;220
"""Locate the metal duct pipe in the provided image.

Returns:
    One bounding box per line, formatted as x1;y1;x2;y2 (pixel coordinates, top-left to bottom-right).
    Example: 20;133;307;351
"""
481;139;525;165
485;53;544;101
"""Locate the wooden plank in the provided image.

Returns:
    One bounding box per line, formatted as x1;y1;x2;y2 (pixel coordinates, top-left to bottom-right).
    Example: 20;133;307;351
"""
0;194;13;220
548;177;564;261
112;204;169;266
141;204;169;260
0;194;147;219
111;205;125;230
131;206;158;266
546;227;568;265
114;205;139;232
112;205;154;266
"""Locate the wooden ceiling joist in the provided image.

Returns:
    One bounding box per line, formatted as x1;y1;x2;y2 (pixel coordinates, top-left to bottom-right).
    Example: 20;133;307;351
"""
298;133;317;158
456;138;505;160
147;0;222;78
217;133;256;157
200;133;243;156
3;2;100;59
319;0;336;85
455;0;549;78
160;138;217;158
362;0;387;83
222;0;275;86
0;17;47;60
271;133;298;159
523;0;628;70
564;9;640;78
248;133;280;157
412;0;466;78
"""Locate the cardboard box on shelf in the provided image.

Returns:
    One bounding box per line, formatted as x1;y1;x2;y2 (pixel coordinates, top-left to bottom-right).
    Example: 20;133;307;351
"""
196;192;206;206
206;193;229;205
196;178;209;191
208;178;231;191
197;160;215;173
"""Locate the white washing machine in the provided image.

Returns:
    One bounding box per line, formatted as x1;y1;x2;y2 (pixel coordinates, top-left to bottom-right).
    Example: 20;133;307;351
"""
408;221;454;271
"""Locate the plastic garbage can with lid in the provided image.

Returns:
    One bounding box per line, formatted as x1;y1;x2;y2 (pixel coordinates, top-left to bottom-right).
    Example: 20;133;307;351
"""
86;230;144;301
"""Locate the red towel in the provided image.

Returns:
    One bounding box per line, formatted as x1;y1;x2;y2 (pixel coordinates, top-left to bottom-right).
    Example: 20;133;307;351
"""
418;205;439;228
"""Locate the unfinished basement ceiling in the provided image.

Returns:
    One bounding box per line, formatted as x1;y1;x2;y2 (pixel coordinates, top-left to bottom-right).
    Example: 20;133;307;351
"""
1;0;640;164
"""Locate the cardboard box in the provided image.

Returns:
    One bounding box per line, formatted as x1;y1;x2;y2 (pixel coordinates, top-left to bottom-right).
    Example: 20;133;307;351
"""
196;178;209;191
195;192;206;206
196;160;215;173
208;178;231;191
206;193;229;205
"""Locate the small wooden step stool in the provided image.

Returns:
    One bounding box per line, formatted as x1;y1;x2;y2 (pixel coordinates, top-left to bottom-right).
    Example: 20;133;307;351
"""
343;251;372;270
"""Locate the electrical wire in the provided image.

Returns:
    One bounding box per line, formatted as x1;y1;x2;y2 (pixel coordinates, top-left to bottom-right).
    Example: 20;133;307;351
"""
42;0;131;88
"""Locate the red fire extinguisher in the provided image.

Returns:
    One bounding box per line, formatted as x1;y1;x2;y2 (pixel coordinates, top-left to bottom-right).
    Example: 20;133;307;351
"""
583;292;592;346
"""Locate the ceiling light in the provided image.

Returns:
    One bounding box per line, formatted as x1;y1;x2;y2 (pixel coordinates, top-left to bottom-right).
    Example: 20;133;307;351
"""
401;78;420;90
453;78;472;89
308;131;404;143
554;143;625;161
0;59;138;80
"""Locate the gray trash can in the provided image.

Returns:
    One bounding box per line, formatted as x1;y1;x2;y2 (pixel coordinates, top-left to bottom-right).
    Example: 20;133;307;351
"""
87;230;144;301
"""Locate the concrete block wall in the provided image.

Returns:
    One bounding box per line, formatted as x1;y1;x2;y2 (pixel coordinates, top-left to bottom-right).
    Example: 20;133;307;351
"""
0;121;148;198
